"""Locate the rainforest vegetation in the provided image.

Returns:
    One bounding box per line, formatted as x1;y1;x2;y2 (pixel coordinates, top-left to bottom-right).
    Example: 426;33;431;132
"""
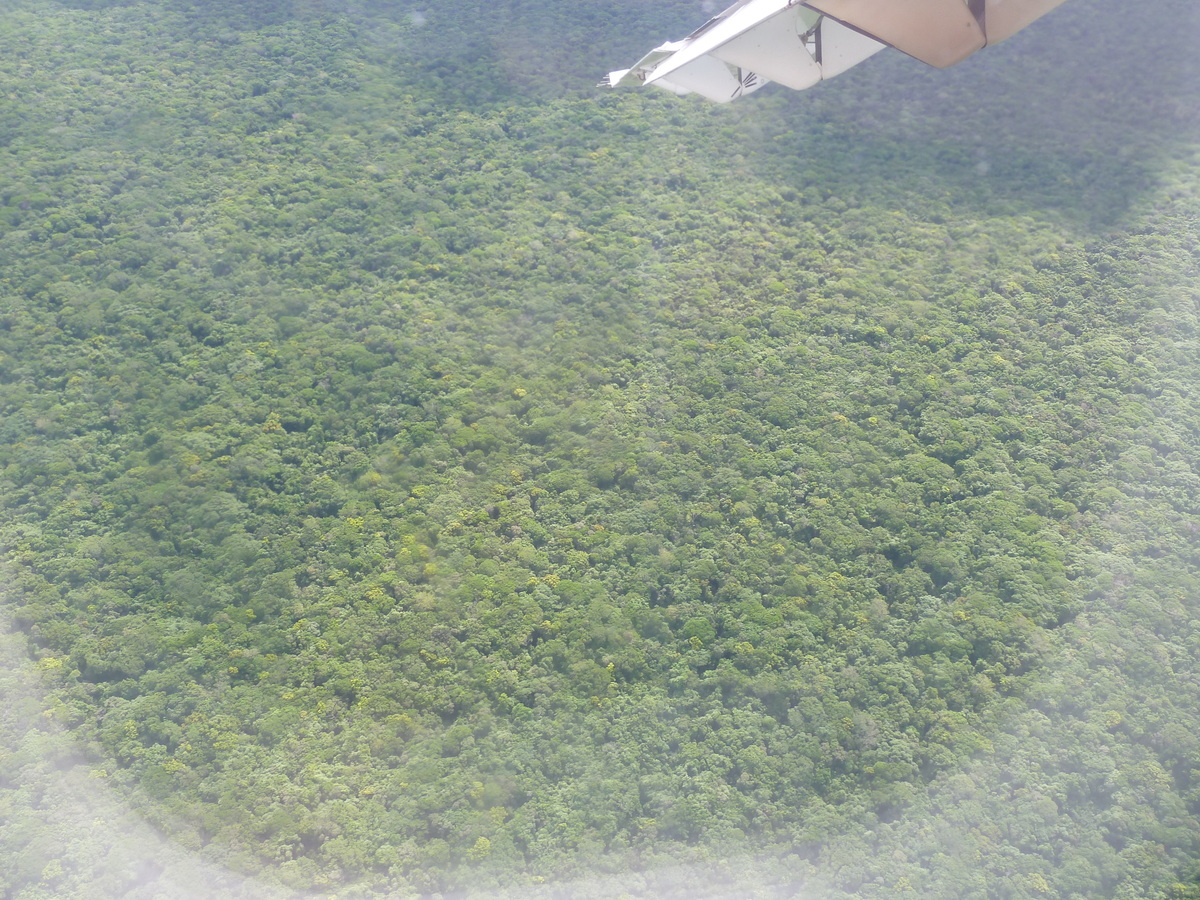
1;0;1199;897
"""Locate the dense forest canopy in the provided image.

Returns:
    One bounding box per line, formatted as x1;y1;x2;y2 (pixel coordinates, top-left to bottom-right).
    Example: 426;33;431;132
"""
1;0;1199;897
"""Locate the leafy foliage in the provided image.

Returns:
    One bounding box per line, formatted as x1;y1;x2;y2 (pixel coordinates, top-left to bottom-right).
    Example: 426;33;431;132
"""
1;0;1199;897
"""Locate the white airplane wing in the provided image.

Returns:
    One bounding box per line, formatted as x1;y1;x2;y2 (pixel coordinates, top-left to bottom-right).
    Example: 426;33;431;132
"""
602;0;1070;102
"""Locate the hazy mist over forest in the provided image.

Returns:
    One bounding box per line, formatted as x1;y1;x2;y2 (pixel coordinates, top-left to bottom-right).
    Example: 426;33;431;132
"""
1;0;1199;898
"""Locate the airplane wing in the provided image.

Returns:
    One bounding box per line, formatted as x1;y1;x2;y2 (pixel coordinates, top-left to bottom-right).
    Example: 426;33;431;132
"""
601;0;1070;102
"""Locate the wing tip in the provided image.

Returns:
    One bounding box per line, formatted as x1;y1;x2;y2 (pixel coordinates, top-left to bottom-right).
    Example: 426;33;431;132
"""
598;68;631;89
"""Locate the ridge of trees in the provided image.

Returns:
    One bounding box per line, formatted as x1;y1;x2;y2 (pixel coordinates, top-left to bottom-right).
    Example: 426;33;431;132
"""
1;0;1198;897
